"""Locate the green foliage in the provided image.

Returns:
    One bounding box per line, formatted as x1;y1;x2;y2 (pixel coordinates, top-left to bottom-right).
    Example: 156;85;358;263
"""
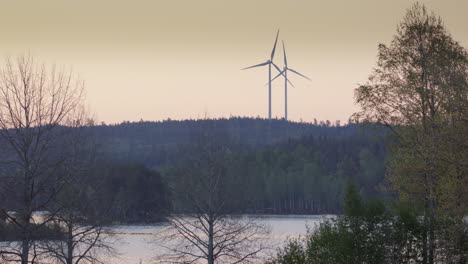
306;219;351;264
267;238;306;264
343;182;363;217
353;3;468;262
268;183;467;264
227;133;387;214
154;122;388;214
268;185;391;264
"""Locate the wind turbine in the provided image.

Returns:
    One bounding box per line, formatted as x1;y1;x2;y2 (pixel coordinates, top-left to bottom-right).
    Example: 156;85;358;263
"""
271;40;311;121
242;30;283;120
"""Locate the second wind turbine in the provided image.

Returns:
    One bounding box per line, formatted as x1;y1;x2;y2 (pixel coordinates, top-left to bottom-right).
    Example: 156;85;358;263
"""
271;40;311;121
242;30;283;120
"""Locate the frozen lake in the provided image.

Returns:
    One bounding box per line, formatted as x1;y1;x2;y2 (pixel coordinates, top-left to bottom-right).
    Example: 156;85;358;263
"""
106;214;334;264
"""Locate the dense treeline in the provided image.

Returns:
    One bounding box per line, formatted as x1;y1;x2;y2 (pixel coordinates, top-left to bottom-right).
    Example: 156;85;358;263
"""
1;118;388;220
92;117;367;169
61;117;388;216
94;119;388;216
220;131;387;213
159;119;388;214
90;163;170;223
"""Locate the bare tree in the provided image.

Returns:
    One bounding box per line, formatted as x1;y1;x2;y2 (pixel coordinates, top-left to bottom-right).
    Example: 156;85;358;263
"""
158;216;270;264
155;124;271;264
41;223;114;264
0;54;87;264
38;130;116;264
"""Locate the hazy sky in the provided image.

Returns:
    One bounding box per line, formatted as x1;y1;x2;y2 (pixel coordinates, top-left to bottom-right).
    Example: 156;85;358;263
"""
1;0;467;124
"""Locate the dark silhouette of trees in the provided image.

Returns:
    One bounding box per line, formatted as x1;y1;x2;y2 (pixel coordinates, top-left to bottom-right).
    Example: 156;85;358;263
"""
93;163;170;223
82;118;388;215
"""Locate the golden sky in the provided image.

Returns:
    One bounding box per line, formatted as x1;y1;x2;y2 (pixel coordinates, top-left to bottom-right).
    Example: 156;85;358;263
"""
1;0;467;123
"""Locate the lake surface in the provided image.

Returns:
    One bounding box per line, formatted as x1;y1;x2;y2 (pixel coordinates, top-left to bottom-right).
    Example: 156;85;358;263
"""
107;215;334;264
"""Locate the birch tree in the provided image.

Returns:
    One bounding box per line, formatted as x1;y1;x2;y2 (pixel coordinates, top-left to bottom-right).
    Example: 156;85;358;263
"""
353;3;467;263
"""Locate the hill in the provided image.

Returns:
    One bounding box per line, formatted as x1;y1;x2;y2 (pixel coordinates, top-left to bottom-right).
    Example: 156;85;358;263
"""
92;117;388;214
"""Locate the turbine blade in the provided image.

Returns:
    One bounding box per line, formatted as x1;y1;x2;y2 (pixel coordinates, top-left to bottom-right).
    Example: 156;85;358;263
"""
270;30;280;60
265;70;295;88
288;68;311;81
272;62;282;74
287;78;295;88
282;40;288;67
242;61;269;70
267;69;286;84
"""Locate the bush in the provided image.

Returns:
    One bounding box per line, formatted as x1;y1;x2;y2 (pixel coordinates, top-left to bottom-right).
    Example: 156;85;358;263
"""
267;237;306;264
267;183;467;264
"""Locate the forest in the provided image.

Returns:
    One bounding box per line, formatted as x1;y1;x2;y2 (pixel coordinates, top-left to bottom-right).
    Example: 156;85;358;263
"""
91;118;388;217
0;118;388;222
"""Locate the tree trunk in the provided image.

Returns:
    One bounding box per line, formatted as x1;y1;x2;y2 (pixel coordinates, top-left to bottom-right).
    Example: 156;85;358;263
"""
67;221;74;264
428;198;435;264
21;212;30;264
422;198;428;264
208;217;214;264
21;239;29;264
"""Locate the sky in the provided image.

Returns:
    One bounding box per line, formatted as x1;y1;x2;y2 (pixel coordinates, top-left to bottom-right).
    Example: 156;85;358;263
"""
0;0;467;124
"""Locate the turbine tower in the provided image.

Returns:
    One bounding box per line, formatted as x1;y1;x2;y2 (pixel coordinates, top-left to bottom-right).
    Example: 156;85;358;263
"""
242;30;283;120
271;41;311;121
